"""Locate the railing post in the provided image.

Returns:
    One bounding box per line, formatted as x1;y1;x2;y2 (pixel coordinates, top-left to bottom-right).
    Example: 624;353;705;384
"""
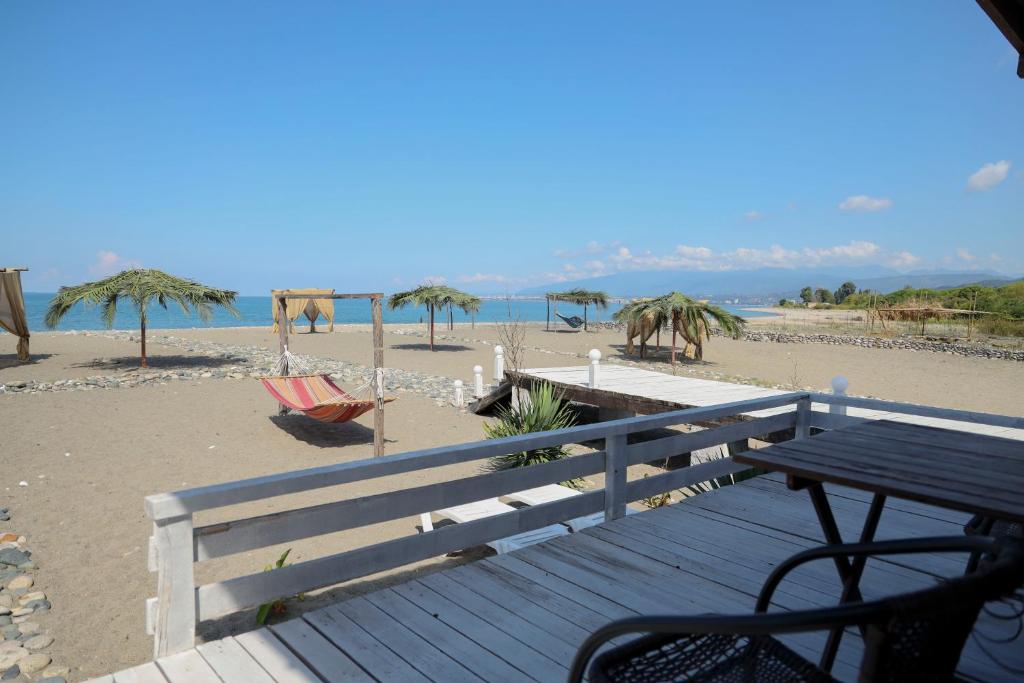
453;380;464;411
473;365;484;398
605;433;627;522
830;376;848;417
493;345;504;382
589;349;601;389
795;397;811;440
152;514;195;658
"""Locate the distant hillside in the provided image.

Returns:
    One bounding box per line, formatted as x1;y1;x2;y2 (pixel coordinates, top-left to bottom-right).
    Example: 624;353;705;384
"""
517;268;1004;301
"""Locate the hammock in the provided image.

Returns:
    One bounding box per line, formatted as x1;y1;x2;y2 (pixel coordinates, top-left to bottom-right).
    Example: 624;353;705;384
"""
555;313;585;329
259;350;394;424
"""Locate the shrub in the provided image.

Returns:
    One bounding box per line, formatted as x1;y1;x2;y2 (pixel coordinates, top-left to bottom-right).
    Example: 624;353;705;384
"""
484;382;578;477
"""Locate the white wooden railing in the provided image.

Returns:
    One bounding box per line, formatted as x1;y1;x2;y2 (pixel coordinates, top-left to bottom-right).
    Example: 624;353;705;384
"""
144;392;806;656
144;389;1024;657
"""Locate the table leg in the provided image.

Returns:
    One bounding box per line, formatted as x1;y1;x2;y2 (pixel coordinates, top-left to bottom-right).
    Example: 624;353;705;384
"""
819;492;887;672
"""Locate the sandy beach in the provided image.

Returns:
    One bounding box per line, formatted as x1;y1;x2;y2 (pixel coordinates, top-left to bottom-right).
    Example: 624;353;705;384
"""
2;317;1023;679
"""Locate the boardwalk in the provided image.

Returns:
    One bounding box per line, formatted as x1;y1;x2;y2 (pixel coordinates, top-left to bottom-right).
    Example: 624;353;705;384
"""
515;364;1024;440
91;473;1021;682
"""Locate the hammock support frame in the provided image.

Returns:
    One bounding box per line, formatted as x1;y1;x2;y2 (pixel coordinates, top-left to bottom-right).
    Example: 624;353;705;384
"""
273;291;387;456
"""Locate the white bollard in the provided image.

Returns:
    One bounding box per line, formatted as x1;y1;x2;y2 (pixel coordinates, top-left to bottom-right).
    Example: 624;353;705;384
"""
493;345;505;382
830;375;848;416
473;365;484;398
454;379;464;411
588;349;601;389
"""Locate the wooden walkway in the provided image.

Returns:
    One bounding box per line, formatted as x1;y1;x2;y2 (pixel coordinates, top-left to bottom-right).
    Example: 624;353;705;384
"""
516;364;1024;440
91;473;1021;682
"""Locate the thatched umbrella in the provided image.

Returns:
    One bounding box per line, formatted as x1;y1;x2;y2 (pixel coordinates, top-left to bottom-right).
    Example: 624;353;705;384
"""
388;285;481;350
616;292;746;363
546;288;609;331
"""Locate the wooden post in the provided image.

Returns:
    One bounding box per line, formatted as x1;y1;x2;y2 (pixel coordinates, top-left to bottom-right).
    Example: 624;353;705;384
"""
152;515;195;657
276;297;289;415
584;303;588;332
546;296;550;331
473;365;484;398
493;345;504;382
830;376;848;417
605;433;627;522
372;296;385;457
795;397;811;439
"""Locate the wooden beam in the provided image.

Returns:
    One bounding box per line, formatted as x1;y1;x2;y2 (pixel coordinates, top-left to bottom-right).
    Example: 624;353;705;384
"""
276;297;289;415
371;296;384;457
145;392;808;519
274;293;382;300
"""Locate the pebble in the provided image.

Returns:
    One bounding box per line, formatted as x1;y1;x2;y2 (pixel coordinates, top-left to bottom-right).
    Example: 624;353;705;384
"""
0;596;10;608
0;618;9;628
23;635;52;651
8;610;30;619
16;593;43;605
0;551;28;568
39;677;67;683
1;625;18;640
3;577;30;592
18;652;49;673
0;641;22;652
14;624;36;637
0;647;26;670
41;665;70;679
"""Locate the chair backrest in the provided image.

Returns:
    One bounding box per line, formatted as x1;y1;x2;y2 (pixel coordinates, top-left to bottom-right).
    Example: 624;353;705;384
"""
859;541;1024;681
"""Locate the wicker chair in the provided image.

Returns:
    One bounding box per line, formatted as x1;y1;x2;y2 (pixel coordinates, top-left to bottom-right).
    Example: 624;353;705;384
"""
568;535;1024;683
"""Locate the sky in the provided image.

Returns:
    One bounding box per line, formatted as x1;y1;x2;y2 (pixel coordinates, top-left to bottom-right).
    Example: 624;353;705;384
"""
2;2;1022;295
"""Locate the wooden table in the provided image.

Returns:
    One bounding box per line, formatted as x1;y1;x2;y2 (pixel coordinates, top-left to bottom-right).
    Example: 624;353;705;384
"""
734;419;1024;671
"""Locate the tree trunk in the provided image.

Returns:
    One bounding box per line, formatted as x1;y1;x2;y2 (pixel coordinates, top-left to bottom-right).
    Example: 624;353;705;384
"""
671;312;677;366
140;310;148;368
584;304;588;331
429;304;435;351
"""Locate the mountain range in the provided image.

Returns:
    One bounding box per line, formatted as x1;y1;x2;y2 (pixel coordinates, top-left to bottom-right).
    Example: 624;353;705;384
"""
515;268;1020;302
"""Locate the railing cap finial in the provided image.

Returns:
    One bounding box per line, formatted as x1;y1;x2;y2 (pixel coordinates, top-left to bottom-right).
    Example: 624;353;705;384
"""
831;375;849;394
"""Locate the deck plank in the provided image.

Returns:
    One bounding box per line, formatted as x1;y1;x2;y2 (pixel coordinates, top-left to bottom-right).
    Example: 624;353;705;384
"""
362;587;530;682
156;649;221;683
333;594;483;683
305;604;431;682
391;579;564;680
112;662;168;683
419;571;580;663
234;629;321;683
269;618;372;682
197;637;276;683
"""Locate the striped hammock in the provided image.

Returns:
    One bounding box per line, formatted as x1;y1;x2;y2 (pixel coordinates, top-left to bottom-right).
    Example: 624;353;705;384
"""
260;374;394;424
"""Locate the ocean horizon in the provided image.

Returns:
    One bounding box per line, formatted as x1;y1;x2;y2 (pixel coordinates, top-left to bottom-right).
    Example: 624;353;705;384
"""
21;292;774;331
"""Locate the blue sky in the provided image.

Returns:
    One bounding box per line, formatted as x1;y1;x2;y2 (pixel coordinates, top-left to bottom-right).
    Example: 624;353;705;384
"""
2;2;1021;295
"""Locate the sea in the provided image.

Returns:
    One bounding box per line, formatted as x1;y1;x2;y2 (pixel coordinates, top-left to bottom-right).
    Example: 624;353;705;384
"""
22;292;774;331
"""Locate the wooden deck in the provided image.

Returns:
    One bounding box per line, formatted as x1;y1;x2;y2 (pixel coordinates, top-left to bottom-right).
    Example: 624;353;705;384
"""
91;473;1022;682
515;364;1024;440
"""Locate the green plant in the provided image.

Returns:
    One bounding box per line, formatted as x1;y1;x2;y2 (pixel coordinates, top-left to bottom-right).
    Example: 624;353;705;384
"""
640;474;672;508
255;549;293;625
484;382;579;481
44;269;238;367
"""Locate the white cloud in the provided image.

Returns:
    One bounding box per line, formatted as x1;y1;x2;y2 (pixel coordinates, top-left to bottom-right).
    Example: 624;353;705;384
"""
457;273;510;283
966;160;1010;192
568;240;908;273
585;241;605;254
956;248;977;263
888;250;921;268
89;250;141;277
838;195;893;212
552;248;578;258
744;210;764;221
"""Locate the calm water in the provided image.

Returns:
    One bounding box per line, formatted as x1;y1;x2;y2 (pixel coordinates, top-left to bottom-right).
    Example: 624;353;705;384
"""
23;292;772;331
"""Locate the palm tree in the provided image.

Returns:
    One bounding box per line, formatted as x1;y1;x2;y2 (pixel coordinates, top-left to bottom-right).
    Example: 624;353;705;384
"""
387;285;480;351
44;269;239;367
616;292;745;364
